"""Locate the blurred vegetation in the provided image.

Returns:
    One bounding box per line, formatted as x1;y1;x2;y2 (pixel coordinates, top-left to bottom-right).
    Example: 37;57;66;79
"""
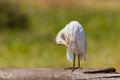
0;1;120;72
0;1;29;31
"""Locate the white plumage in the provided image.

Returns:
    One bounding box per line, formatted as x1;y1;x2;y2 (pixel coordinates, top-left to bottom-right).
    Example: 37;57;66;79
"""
56;21;86;69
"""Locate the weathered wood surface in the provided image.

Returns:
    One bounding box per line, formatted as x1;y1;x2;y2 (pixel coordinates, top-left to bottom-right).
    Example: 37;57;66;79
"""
0;67;120;80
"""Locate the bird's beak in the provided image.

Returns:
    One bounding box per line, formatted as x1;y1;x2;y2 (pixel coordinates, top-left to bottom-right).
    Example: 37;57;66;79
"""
65;43;69;47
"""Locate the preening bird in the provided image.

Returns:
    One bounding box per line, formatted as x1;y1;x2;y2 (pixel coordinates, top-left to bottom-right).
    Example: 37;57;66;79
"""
56;21;86;71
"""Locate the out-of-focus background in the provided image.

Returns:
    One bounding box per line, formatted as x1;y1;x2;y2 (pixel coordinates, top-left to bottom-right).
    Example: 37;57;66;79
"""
0;0;120;71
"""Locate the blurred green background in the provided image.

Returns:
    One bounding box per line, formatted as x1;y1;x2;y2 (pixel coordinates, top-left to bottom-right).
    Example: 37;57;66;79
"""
0;0;120;71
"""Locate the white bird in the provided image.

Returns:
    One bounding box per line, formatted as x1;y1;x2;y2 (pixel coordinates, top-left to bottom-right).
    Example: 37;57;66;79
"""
56;21;86;71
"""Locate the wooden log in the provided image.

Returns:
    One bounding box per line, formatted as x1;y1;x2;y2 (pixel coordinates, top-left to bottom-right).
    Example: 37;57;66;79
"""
0;67;119;80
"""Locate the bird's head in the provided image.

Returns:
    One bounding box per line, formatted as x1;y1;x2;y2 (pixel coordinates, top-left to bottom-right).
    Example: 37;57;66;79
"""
56;29;69;47
56;39;69;47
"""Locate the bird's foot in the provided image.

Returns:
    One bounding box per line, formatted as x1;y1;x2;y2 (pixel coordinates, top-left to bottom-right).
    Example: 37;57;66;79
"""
64;67;74;70
76;67;83;69
64;67;76;71
65;67;82;71
72;67;83;71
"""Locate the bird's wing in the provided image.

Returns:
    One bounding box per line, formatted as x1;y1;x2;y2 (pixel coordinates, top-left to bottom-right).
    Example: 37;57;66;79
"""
75;26;86;61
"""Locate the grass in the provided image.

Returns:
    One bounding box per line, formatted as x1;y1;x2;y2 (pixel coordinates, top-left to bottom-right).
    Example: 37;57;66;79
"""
0;1;120;72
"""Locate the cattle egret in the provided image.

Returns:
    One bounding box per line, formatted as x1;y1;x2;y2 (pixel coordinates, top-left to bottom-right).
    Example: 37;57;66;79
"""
56;21;86;71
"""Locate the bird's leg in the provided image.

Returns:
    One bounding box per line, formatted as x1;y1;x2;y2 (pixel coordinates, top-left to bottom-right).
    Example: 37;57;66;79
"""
77;55;82;69
78;55;80;68
64;54;76;71
72;54;76;71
